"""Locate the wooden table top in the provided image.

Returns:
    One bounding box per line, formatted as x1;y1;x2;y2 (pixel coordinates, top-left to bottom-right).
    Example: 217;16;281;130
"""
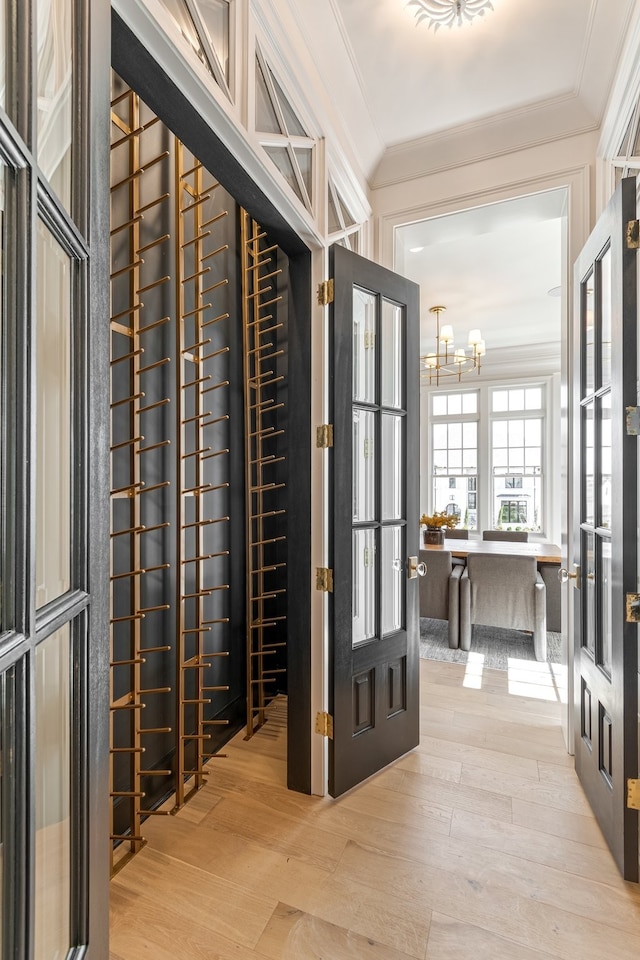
423;538;562;564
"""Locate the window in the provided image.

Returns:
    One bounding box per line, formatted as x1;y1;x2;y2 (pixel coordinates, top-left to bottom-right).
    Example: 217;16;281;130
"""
428;383;548;535
328;177;361;251
255;48;315;211
431;390;478;531
491;386;543;532
157;0;231;96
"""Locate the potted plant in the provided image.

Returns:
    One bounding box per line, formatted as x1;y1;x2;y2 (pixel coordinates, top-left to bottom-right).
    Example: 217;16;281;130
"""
420;510;459;546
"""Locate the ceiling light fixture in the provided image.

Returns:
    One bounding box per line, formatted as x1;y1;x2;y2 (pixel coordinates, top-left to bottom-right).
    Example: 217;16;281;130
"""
409;0;494;31
421;305;486;384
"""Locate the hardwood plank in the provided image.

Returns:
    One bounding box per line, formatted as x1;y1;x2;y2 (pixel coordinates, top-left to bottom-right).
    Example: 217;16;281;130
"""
394;767;514;822
425;913;559;960
255;902;421;960
460;762;592;816
511;797;607;849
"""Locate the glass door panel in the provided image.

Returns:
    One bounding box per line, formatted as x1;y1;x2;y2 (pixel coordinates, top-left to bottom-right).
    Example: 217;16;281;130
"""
353;287;376;403
381;525;403;636
36;0;73;211
34;623;71;960
583;401;594;526
381;299;402;409
36;220;72;609
381;414;402;520
583;271;595;395
600;246;612;387
582;531;595;657
352;528;376;646
599;391;611;530
600;538;612;675
352;409;375;522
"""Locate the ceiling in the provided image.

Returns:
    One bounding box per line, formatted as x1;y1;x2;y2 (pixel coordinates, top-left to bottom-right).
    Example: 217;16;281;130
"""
395;189;566;362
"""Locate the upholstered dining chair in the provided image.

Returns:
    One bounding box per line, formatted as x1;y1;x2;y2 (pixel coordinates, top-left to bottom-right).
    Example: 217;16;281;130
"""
446;529;469;539
418;549;463;648
459;552;547;660
482;530;529;542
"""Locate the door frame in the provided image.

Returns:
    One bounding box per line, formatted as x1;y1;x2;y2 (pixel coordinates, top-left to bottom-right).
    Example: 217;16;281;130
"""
378;170;591;752
112;6;313;793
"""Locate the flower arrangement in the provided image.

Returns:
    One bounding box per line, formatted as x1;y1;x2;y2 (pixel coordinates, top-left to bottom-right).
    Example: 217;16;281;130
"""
420;510;459;530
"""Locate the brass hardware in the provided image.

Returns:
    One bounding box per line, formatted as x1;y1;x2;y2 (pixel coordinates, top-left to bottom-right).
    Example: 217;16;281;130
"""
626;219;640;249
626;406;640;436
315;711;334;739
626;594;640;623
317;278;335;306
316;567;334;592
407;557;427;579
558;566;580;588
316;424;334;448
628;779;640;810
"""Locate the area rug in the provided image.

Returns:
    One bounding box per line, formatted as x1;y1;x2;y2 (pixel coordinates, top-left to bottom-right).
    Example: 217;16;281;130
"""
420;617;562;670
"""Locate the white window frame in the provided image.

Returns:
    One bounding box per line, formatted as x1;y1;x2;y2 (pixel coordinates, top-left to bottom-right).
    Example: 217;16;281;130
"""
426;378;554;539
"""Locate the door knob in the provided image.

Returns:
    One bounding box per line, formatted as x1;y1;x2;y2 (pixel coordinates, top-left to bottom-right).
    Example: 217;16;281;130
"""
408;556;427;579
558;565;580;588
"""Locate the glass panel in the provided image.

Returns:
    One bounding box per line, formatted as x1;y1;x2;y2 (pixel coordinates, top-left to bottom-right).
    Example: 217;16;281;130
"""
381;300;402;409
353;529;376;646
196;0;230;83
37;0;73;211
352;409;375;523
461;392;478;414
584;272;595;396
600;538;612;674
447;394;461;416
158;0;210;74
492;390;508;412
337;191;356;229
353;287;376;404
619;113;634;156
525;387;542;410
328;186;341;234
600;391;612;530
255;59;281;135
263;146;304;205
600;247;612;387
509;389;525;411
270;70;307;137
293;147;313;203
432;395;447;417
35;623;71;959
36;221;72;608
584;402;594;525
0;0;5;111
381;415;402;521
381;526;403;636
583;531;595;656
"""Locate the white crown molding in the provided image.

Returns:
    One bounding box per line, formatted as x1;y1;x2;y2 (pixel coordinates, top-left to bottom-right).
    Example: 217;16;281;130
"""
372;92;599;189
598;0;640;160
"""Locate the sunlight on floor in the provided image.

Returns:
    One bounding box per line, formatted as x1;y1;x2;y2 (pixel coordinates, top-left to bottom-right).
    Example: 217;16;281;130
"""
462;651;485;688
507;656;565;702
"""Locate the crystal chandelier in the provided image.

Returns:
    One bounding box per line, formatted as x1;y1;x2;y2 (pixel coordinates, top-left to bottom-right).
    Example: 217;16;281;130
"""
421;305;486;384
409;0;494;31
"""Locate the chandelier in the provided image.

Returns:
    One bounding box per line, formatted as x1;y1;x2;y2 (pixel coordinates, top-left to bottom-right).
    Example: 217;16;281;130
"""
409;0;494;31
421;305;486;384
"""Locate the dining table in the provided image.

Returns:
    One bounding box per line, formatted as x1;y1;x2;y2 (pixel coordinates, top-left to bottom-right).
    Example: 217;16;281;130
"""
422;537;563;630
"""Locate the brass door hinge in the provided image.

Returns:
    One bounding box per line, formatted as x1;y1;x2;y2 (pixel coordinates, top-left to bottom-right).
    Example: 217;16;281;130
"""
317;278;334;306
626;406;640;436
626;594;640;623
316;567;334;592
315;711;334;738
316;423;334;448
627;779;640;810
627;220;640;249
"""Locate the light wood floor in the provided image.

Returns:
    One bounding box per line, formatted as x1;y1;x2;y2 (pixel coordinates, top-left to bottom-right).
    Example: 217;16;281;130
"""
109;658;640;959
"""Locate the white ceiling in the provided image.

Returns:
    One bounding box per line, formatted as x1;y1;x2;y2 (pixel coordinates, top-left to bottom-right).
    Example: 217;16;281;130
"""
395;190;566;358
330;0;635;156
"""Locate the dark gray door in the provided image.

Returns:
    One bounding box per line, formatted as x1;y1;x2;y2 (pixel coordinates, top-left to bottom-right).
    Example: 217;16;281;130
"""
570;175;638;879
0;1;111;955
329;244;420;798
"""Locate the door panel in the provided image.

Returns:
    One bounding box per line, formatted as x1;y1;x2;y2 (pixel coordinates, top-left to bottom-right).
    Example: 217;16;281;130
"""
329;244;420;798
572;176;638;879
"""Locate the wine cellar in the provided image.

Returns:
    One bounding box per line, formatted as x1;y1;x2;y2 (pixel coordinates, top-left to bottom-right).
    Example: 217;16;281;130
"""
109;75;292;868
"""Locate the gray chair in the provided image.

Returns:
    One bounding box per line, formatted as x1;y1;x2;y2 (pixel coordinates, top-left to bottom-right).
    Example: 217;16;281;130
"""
460;553;547;660
482;530;529;542
419;549;463;648
446;529;469;539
